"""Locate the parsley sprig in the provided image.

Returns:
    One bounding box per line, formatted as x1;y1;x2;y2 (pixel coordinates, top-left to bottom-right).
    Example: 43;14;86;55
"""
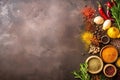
72;62;90;80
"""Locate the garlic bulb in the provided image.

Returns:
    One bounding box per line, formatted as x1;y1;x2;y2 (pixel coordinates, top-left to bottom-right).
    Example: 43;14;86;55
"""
102;20;111;30
94;16;104;24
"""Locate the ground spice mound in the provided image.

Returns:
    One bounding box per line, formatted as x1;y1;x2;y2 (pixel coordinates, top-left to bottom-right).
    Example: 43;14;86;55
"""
88;58;101;72
81;6;96;20
101;45;118;63
81;6;96;32
105;66;115;75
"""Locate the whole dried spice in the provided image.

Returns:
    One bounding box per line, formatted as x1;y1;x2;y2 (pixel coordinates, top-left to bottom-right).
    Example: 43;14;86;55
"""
110;39;120;53
81;6;96;21
93;26;106;39
113;69;120;80
91;36;100;46
88;44;100;54
91;75;100;80
85;21;96;32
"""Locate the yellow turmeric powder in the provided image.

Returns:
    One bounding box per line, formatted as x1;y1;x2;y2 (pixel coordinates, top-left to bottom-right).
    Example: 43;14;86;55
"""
101;45;118;63
81;31;93;48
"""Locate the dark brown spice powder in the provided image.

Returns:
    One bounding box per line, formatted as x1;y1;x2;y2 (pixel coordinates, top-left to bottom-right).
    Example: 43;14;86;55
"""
105;66;115;75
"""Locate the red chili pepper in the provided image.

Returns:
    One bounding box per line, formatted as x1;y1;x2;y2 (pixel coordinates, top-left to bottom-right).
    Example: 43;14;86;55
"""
111;0;117;6
97;2;108;20
107;6;111;18
105;1;113;8
106;6;115;22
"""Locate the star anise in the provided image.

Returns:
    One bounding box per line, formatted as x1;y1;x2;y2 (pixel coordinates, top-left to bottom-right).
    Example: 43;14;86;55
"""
91;36;100;46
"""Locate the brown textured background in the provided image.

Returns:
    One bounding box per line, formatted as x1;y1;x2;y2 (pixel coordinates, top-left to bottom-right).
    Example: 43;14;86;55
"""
0;0;107;80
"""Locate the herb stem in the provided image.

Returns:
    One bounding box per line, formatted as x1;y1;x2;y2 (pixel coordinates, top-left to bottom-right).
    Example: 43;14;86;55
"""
111;0;120;29
113;15;120;29
72;62;90;80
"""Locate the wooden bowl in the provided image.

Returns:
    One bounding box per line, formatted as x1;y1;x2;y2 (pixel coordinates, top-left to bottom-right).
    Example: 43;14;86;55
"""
103;64;117;77
86;56;103;74
101;35;110;44
100;45;118;63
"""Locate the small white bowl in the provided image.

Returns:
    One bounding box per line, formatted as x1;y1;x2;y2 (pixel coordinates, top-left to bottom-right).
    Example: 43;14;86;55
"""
86;56;103;74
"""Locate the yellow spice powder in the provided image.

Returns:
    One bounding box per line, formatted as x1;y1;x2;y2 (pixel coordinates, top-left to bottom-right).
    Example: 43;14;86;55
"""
81;31;93;47
102;46;118;63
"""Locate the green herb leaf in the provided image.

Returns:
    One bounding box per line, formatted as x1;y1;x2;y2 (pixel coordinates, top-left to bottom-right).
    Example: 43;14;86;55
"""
72;62;90;80
111;1;120;29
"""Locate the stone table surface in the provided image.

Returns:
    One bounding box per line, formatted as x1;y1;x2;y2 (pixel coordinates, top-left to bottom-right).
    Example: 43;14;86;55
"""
0;0;107;80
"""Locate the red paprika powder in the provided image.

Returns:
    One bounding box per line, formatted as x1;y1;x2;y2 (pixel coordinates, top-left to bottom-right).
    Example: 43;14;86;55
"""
105;66;115;75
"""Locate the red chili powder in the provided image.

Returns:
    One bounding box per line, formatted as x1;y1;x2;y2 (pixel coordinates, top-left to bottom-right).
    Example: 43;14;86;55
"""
105;66;115;75
81;6;96;20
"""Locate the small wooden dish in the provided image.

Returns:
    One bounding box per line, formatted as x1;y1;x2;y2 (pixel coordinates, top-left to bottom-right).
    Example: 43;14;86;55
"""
100;45;118;63
101;35;110;44
103;64;117;77
86;56;103;74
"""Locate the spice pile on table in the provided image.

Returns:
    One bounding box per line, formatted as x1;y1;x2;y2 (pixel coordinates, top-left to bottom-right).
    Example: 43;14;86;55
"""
73;0;120;80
